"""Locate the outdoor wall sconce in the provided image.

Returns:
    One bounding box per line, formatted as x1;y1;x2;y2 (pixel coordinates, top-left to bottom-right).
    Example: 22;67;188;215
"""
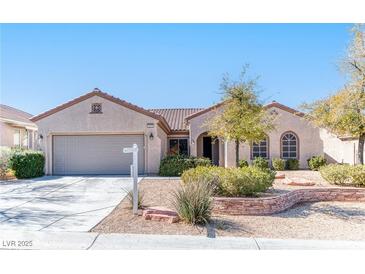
149;133;154;140
191;140;195;145
39;134;43;140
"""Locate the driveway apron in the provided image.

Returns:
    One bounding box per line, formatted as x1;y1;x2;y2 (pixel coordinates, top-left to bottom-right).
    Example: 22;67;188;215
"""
0;176;138;232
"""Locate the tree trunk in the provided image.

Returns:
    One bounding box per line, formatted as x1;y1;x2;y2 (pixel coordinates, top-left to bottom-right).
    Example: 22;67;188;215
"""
235;139;240;167
358;133;365;165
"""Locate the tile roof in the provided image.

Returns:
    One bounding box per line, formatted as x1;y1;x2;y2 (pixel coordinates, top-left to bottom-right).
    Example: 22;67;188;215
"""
0;104;36;126
149;108;204;131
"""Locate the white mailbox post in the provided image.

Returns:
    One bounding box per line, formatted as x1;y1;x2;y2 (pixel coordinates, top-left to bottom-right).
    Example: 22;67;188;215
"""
123;144;139;214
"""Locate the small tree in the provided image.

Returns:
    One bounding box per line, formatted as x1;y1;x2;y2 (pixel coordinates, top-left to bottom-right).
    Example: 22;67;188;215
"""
303;24;365;164
206;67;276;166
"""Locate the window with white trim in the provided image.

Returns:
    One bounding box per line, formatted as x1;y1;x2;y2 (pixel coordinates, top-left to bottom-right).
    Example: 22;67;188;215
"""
251;138;268;159
281;132;298;159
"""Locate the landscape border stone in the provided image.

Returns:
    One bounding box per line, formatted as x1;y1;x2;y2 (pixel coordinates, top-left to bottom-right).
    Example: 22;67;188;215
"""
213;187;365;215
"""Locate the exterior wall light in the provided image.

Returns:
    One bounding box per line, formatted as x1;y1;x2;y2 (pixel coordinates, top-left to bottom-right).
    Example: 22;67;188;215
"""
149;133;154;140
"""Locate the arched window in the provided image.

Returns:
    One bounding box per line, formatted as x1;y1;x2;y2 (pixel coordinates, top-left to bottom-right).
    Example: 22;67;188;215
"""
251;137;269;159
281;132;298;159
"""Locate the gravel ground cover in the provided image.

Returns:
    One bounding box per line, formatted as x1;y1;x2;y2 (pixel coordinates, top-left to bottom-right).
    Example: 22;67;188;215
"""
92;172;365;240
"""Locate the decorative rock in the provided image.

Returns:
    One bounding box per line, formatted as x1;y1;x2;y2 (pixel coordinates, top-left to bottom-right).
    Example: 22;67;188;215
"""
284;177;315;186
143;207;180;223
275;173;286;179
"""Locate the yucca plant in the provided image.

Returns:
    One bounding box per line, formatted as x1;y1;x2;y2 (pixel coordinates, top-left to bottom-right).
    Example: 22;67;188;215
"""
171;181;213;225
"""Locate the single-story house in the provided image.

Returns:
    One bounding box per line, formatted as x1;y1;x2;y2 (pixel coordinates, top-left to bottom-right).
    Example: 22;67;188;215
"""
0;104;38;149
30;88;362;175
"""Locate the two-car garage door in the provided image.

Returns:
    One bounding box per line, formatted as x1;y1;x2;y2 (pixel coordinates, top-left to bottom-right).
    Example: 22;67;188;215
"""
53;135;145;175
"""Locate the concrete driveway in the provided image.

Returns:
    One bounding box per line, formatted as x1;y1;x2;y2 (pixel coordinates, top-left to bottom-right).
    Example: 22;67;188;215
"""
0;176;139;232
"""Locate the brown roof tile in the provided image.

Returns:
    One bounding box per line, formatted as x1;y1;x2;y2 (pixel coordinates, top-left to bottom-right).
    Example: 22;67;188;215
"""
149;108;204;131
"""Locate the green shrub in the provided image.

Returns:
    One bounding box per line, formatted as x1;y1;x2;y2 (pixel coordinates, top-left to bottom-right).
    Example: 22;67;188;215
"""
0;146;12;179
307;155;327;171
181;166;224;193
319;164;352;185
272;158;285;171
219;167;275;197
286;159;299;170
181;166;275;197
8;150;45;179
238;159;249;168
159;155;211;176
171;181;213;225
350;165;365;186
252;157;269;169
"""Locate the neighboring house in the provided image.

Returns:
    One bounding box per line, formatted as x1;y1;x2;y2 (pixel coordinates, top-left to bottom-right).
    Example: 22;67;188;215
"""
30;88;361;175
0;104;38;149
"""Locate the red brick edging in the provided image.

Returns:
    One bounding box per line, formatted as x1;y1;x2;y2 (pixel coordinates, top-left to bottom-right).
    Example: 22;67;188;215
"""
213;187;365;215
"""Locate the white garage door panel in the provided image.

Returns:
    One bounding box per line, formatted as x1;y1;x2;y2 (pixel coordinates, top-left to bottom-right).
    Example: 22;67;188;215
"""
53;135;144;175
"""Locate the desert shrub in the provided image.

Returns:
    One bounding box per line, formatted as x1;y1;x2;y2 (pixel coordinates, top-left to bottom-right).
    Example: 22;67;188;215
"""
0;147;12;179
123;188;144;209
159;155;211;176
319;164;352;185
307;155;327;171
219;167;275;197
286;159;299;170
272;158;285;171
238;159;249;168
350;165;365;186
171;181;213;225
181;166;275;197
181;166;224;193
252;157;269;169
8;150;45;179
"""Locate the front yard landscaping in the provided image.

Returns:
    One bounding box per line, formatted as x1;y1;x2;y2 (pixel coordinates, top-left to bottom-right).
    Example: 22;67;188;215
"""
92;170;365;240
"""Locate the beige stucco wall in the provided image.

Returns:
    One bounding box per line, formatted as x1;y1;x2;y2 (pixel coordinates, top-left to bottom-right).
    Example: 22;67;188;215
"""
239;107;323;168
188;106;324;169
0;121;36;149
320;129;364;165
157;127;168;162
188;109;238;167
0;121;14;147
34;95;165;174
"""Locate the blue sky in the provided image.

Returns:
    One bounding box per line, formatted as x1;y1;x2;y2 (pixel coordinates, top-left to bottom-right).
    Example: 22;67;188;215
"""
0;24;352;116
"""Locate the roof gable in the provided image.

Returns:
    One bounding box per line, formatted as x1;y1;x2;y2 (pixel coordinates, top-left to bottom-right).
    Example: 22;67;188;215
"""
30;88;171;132
185;100;304;121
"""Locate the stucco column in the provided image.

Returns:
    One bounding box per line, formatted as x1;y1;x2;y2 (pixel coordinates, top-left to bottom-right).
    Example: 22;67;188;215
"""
224;140;228;168
190;138;197;157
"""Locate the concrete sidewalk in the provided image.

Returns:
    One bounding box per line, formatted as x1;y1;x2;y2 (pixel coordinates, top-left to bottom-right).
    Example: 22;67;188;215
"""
1;230;365;250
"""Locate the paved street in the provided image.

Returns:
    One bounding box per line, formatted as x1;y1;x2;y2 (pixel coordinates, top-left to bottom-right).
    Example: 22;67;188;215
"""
0;176;139;232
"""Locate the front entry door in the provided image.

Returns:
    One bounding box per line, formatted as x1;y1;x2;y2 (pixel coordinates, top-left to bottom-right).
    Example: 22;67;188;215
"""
203;136;212;160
